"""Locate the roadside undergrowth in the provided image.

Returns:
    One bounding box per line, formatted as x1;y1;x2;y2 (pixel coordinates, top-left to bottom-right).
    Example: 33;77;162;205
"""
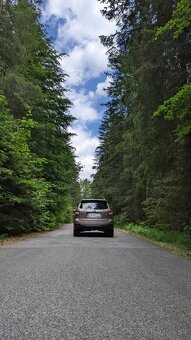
117;223;191;258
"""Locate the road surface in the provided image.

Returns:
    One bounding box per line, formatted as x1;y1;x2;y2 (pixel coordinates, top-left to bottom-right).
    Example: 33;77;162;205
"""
0;224;191;339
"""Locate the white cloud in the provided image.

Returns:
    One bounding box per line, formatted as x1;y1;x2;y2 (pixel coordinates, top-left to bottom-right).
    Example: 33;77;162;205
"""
66;85;110;178
67;80;110;124
67;89;99;123
67;88;103;179
69;125;99;179
42;0;115;179
60;42;108;86
43;0;115;86
95;76;111;97
43;0;115;45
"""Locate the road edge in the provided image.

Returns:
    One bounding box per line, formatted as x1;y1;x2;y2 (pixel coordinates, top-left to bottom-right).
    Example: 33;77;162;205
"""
116;227;191;259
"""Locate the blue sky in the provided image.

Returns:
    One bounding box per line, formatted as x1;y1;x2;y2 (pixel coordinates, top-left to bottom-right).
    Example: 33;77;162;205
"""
41;0;115;179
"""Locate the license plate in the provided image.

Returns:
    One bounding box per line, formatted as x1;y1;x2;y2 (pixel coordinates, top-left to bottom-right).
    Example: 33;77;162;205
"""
87;213;101;218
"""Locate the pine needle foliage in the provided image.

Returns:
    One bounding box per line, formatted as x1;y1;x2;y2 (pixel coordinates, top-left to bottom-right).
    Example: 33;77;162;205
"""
0;0;80;234
93;0;191;231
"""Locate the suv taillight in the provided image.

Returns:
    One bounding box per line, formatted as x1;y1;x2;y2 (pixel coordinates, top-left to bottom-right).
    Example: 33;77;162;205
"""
74;210;80;217
108;209;113;217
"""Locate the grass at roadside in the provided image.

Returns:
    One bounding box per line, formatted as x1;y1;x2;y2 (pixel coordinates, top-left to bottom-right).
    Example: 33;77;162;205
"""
117;223;191;258
0;234;8;240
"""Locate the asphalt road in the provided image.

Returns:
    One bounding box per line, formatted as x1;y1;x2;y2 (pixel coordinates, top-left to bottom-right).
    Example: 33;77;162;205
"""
0;225;191;340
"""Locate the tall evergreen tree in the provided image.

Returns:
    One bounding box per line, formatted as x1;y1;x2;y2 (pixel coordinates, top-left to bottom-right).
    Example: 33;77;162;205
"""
93;0;191;230
0;0;80;234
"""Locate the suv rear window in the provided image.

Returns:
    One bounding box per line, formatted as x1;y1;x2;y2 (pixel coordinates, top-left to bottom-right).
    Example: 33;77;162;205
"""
80;200;108;210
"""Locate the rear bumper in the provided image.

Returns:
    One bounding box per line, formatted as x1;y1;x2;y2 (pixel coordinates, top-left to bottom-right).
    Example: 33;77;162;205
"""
74;223;113;232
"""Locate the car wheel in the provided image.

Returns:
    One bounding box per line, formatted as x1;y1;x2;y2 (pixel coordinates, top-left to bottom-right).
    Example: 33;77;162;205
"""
73;228;80;236
105;228;114;237
109;228;114;237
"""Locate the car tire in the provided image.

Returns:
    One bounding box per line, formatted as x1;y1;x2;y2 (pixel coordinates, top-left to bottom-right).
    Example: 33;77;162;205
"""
105;228;114;237
73;228;80;236
109;228;114;237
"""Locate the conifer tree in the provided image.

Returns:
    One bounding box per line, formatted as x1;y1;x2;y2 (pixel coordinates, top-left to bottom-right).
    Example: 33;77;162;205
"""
93;0;191;230
0;0;80;234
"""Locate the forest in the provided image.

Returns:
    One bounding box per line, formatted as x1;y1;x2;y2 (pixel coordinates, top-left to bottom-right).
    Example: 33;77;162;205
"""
0;0;80;235
0;0;191;237
92;0;191;233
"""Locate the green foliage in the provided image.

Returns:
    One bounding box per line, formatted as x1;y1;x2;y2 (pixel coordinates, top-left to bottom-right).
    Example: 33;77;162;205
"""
118;224;191;253
93;0;191;232
142;175;187;230
0;1;80;235
183;225;191;235
80;179;93;199
0;95;48;233
154;84;191;140
155;0;191;38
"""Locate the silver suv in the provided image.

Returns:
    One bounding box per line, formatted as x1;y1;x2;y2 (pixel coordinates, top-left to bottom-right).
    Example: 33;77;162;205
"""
73;199;114;237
